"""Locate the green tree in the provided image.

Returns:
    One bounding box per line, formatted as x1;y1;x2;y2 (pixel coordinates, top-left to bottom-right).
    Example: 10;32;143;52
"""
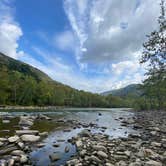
140;0;166;109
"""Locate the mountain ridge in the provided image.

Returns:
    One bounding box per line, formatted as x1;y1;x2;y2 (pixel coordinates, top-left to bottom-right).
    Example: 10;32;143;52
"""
101;84;142;97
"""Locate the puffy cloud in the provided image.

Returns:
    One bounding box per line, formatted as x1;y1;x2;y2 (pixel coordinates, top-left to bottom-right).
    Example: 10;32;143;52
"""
0;0;23;59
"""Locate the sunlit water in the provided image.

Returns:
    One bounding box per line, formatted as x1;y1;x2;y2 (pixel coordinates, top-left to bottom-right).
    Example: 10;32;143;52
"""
0;108;136;166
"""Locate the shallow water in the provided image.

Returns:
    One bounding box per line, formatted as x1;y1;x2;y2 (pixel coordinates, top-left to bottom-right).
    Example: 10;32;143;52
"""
0;108;136;165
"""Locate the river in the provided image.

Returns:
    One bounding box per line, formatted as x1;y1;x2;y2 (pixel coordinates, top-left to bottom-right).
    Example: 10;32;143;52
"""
0;108;137;166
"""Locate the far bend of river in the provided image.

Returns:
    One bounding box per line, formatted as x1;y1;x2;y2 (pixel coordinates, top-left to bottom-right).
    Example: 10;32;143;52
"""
0;108;137;166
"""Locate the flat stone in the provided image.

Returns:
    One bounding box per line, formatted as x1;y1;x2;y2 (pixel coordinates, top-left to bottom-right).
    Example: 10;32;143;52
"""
2;120;10;123
49;154;60;161
36;143;45;148
16;130;39;135
8;135;19;143
145;160;162;166
151;142;161;147
39;132;48;136
21;135;40;142
11;150;25;156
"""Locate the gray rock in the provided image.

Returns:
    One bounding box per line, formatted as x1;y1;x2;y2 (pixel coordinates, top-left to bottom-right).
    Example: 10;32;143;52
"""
36;143;45;148
2;120;10;123
76;140;82;148
129;162;142;166
8;135;19;143
65;146;70;153
49;154;60;161
20;154;28;163
97;151;108;158
8;159;14;166
66;159;79;165
106;163;114;166
39;132;48;136
93;145;107;152
116;161;127;166
21;135;40;142
16;130;39;135
89;155;102;163
0;138;7;142
17;142;24;149
145;160;162;166
11;150;25;156
0;141;4;146
78;129;91;137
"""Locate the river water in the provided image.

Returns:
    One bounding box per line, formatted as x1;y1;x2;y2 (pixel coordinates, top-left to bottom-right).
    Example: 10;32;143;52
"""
0;108;136;166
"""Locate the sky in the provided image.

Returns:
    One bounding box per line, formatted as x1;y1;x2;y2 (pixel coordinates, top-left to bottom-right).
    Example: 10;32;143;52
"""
0;0;161;93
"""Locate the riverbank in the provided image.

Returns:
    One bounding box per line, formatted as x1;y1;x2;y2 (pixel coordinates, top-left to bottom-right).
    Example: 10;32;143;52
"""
0;106;132;111
67;111;166;165
0;110;165;165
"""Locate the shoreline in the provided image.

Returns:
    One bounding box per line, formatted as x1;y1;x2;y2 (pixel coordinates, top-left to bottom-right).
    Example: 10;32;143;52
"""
0;106;132;111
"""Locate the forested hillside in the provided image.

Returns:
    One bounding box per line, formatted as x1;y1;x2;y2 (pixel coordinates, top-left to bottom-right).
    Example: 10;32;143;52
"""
0;52;132;107
102;84;142;97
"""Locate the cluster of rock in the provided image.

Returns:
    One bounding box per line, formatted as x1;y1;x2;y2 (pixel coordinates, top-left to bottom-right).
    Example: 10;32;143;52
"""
0;114;50;165
66;111;166;166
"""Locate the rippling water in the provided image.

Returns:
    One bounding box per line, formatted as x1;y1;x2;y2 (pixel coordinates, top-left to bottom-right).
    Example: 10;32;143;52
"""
0;108;135;165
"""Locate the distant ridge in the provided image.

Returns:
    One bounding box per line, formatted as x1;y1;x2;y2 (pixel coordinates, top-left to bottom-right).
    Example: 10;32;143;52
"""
101;84;142;97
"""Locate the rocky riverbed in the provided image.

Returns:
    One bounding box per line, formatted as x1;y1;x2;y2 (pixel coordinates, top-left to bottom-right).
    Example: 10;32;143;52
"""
66;111;166;166
0;110;165;166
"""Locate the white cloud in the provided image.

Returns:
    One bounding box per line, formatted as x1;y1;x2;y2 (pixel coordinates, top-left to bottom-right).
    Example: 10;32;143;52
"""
0;0;23;59
53;30;75;51
64;0;160;63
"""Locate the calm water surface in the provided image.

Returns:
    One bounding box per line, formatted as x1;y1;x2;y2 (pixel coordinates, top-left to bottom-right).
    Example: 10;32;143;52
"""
0;108;136;166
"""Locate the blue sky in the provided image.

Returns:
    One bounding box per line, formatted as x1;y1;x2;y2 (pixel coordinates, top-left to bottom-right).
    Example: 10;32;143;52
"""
0;0;161;92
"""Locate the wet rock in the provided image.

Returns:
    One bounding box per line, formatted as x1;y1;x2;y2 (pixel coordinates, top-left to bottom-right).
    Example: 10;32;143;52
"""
53;144;60;147
98;112;102;116
8;135;19;143
21;135;40;142
63;129;71;132
65;146;70;153
97;151;108;158
49;154;60;161
78;129;91;137
93;145;107;152
36;143;45;148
